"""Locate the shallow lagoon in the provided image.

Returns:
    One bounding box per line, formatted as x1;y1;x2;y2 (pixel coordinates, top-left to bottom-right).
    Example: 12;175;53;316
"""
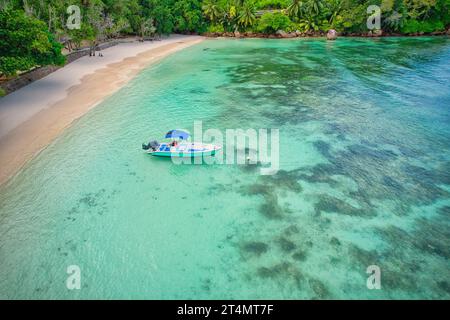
0;37;449;299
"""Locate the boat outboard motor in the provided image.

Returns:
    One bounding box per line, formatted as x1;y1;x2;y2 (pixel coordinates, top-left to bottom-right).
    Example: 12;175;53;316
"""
142;140;159;151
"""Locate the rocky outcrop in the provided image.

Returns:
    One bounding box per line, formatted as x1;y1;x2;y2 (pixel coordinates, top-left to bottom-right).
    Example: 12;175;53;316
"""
276;30;289;38
203;28;447;39
327;29;337;40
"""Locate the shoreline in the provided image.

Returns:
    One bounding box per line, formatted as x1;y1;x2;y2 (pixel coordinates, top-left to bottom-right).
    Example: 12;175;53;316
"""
0;34;447;187
201;29;450;39
0;36;204;187
205;33;450;39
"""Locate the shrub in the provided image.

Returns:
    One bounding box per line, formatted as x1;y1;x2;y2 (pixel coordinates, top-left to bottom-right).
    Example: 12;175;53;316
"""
257;12;292;34
0;10;66;76
0;87;6;97
337;5;367;33
255;0;290;10
0;56;34;77
401;19;445;34
207;24;225;33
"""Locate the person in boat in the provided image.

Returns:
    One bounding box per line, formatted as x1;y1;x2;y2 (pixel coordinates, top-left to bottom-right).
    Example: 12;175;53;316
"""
170;140;179;147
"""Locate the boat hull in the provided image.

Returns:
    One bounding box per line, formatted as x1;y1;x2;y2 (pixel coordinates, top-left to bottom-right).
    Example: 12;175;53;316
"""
151;150;218;157
147;143;221;158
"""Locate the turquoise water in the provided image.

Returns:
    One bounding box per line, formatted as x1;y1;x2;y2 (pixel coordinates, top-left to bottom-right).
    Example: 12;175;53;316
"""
1;37;450;299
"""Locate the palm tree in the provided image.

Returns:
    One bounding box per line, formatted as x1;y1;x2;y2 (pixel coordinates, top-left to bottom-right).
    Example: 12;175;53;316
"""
306;0;324;16
238;2;256;29
287;0;305;19
383;11;404;32
327;0;342;25
221;3;238;30
299;14;319;32
202;0;222;23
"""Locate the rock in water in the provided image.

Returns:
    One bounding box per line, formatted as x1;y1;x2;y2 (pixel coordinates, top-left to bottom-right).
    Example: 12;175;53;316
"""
327;29;337;40
234;31;241;38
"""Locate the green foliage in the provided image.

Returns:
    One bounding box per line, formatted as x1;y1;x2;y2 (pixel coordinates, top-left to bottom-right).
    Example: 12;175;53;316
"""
238;1;257;29
257;12;292;33
0;10;65;76
207;23;226;32
202;0;223;23
221;3;238;31
173;0;205;33
0;87;6;97
255;0;290;9
287;0;307;20
401;19;445;33
334;4;367;33
0;0;448;60
69;24;95;49
306;0;325;16
143;0;175;34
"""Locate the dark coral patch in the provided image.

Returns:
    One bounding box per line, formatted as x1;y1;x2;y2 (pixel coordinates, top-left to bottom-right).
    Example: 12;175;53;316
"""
378;222;450;259
292;251;307;261
296;164;338;186
314;195;375;217
284;225;300;236
313;141;332;159
330;237;341;246
238;168;305;219
256;262;303;288
240;161;263;173
260;170;303;193
241;241;269;256
348;244;380;268
240;183;284;219
259;193;284;219
438;205;450;217
78;189;106;208
277;237;296;252
346;144;398;162
382;269;418;292
437;281;450;294
308;278;330;299
240;183;272;197
79;194;98;208
257;262;291;279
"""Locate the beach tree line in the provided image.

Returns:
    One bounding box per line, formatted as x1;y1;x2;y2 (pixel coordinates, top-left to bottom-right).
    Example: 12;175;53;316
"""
1;0;449;78
201;0;449;35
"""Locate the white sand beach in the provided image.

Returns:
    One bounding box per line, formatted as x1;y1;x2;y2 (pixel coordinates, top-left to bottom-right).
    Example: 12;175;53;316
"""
0;34;204;186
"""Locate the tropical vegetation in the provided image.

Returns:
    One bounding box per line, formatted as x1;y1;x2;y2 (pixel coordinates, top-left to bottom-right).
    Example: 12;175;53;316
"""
0;0;449;76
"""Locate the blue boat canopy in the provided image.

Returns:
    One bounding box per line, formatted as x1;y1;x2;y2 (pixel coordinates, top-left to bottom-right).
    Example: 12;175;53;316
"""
165;129;190;140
